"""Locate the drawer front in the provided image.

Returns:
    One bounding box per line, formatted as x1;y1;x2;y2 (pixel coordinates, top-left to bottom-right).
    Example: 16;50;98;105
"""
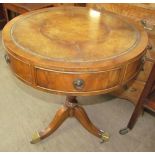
6;53;32;84
35;67;123;94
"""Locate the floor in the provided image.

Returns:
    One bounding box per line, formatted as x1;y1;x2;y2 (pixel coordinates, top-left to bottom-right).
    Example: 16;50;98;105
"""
0;31;155;152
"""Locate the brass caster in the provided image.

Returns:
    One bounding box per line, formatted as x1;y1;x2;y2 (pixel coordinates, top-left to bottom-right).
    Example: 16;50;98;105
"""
30;131;41;144
119;127;130;135
99;130;110;143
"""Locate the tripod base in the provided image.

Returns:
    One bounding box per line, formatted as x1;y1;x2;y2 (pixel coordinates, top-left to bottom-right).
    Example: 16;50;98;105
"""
30;96;109;144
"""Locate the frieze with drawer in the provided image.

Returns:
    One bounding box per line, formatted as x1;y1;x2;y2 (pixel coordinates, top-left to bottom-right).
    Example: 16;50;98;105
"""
35;67;123;94
4;53;32;84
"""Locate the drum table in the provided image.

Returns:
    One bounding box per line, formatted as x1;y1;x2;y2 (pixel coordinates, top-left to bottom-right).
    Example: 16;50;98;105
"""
2;7;148;144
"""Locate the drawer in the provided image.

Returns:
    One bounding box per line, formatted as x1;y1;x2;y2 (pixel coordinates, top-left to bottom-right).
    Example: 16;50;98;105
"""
35;67;123;94
5;53;32;84
35;56;144;94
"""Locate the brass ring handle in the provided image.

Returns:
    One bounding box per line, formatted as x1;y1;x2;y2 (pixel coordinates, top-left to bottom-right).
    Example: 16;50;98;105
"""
73;79;84;90
141;19;155;31
4;54;10;64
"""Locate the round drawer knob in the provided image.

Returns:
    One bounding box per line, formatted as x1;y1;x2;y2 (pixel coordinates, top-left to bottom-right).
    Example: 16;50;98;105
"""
73;79;84;90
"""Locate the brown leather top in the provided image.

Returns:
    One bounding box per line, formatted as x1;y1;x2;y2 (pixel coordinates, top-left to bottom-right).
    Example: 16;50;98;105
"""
3;7;148;70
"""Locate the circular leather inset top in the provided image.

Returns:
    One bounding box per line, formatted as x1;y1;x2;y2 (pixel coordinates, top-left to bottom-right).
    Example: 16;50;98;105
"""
9;7;141;62
3;7;148;71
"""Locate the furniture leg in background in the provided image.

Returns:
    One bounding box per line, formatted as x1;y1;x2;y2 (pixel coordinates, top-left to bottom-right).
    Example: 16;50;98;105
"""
120;63;155;135
2;3;86;22
0;4;7;29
